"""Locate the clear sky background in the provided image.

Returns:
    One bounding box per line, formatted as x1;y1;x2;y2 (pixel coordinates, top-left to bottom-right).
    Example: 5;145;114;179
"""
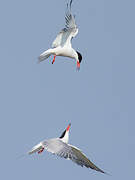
0;0;134;179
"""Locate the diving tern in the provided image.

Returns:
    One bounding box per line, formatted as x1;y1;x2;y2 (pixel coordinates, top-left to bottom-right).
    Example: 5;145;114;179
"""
28;123;107;174
38;0;82;70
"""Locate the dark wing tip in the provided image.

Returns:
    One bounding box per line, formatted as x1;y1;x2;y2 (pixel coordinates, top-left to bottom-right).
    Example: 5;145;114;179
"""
102;171;112;176
88;163;110;175
66;0;73;12
70;0;73;10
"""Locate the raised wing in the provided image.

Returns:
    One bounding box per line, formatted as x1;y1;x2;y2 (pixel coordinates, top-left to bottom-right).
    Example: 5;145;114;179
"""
52;0;78;48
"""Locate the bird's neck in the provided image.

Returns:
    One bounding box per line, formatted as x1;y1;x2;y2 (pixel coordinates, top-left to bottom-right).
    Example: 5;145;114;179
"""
61;131;69;144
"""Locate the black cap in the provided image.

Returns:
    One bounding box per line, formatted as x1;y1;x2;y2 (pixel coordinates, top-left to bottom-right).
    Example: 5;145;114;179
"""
76;51;82;63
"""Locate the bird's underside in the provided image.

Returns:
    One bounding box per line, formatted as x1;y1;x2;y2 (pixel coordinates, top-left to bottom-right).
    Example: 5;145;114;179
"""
28;138;106;174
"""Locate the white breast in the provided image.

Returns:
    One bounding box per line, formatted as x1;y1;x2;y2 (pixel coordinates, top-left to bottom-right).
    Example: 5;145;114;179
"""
52;47;77;60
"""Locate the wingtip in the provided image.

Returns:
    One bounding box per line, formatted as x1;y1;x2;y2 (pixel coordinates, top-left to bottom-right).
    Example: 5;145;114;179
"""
103;171;112;176
66;0;73;12
96;168;111;176
70;0;73;10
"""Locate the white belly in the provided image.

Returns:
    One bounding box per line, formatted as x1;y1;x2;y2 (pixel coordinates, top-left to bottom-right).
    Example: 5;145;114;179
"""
53;47;75;59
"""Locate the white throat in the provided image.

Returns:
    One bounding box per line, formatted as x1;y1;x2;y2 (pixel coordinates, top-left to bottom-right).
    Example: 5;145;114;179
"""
61;131;69;144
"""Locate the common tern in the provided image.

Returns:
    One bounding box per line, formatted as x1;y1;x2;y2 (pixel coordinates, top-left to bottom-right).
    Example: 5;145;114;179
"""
38;0;82;70
28;123;107;174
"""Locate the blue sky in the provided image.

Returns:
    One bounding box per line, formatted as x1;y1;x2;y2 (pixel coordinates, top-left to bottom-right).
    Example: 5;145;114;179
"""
0;0;134;179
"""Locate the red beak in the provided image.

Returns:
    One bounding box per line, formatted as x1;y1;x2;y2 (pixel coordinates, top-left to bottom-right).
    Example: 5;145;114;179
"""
66;123;71;131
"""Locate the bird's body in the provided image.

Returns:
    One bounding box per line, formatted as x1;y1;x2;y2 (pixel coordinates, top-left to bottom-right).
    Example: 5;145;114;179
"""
28;123;106;174
38;0;82;70
41;47;78;59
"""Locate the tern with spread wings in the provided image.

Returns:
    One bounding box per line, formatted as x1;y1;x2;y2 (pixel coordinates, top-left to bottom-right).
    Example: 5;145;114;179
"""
28;123;107;174
38;0;82;70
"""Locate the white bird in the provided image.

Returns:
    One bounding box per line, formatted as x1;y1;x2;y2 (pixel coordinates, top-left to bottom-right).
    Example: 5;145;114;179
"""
38;0;82;70
28;123;106;174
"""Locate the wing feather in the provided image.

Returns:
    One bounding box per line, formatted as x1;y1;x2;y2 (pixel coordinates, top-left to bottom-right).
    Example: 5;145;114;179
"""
29;138;106;174
52;0;78;48
70;145;105;173
42;139;105;174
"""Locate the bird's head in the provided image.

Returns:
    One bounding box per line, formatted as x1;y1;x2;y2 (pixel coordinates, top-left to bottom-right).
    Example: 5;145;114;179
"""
59;123;71;143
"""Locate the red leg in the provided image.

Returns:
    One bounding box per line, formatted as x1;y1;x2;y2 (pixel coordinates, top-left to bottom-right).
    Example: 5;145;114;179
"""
52;55;56;64
38;147;44;154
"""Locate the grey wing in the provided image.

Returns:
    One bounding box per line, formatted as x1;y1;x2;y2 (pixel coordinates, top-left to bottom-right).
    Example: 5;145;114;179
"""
43;140;105;174
52;1;78;48
69;145;106;174
65;10;77;30
42;139;76;159
29;139;105;174
52;28;72;48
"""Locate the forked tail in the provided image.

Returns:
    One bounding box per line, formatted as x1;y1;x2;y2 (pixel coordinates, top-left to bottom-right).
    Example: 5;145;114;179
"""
28;142;43;155
38;49;52;63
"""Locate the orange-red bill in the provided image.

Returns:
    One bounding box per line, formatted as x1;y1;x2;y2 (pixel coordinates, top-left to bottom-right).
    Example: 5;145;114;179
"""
66;123;71;131
77;61;80;70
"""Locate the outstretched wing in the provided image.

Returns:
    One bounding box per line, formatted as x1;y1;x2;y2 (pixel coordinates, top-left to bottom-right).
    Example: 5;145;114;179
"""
69;145;106;174
43;139;105;174
28;138;74;158
28;138;105;174
52;0;78;48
